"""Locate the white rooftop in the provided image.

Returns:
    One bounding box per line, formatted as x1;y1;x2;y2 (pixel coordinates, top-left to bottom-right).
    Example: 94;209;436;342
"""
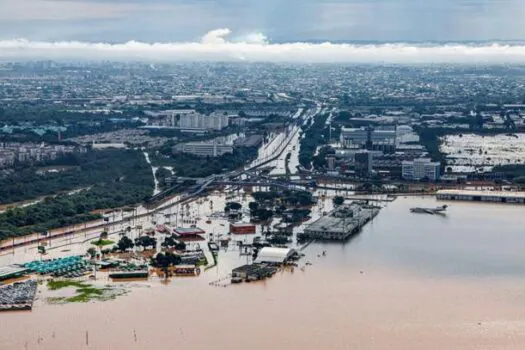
255;247;295;264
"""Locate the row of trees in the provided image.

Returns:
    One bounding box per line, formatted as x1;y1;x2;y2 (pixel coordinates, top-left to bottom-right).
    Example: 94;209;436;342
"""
299;113;330;169
0;150;154;240
0;149;152;204
151;146;258;178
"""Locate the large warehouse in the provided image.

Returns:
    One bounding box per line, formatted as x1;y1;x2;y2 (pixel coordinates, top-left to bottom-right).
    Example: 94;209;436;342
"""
254;247;297;264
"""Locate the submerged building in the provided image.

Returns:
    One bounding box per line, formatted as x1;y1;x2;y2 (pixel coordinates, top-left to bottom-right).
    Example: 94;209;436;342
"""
436;190;525;204
303;202;380;241
254;247;297;264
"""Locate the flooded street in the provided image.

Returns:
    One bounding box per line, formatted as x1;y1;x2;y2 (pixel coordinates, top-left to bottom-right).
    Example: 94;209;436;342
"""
3;197;525;349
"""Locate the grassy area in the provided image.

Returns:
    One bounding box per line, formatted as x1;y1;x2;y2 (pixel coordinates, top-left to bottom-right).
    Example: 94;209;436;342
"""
47;280;89;290
196;256;208;267
90;239;115;247
67;287;104;303
46;280;117;303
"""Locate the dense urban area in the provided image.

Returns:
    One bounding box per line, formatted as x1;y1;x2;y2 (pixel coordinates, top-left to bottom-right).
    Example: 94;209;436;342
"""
1;61;525;329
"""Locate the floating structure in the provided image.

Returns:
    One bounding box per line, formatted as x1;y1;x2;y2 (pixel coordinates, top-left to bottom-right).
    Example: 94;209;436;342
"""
0;266;29;281
0;280;38;312
230;223;256;235
302;202;381;240
436;190;525;204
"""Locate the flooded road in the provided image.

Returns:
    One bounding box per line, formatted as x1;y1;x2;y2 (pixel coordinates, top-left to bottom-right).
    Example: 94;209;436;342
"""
3;197;525;349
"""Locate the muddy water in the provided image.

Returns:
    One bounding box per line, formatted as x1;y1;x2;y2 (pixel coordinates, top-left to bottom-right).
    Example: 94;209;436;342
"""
3;197;525;349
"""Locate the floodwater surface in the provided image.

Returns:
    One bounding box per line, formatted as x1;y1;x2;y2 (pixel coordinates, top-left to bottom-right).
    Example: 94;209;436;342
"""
2;197;525;349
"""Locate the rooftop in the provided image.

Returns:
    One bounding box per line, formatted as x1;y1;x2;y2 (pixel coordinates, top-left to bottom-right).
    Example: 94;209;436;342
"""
254;247;296;264
437;190;525;199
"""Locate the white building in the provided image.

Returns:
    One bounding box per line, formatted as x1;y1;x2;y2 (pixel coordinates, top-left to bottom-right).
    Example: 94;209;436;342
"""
254;247;297;264
402;158;441;181
340;127;368;147
340;127;396;148
370;129;396;147
179;113;229;131
174;141;233;157
396;125;420;145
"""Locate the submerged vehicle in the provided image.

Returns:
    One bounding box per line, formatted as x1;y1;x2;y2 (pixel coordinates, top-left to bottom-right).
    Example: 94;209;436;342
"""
410;205;448;215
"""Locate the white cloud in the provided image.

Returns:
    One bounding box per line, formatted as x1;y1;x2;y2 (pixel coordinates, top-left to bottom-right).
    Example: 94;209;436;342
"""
2;29;525;63
201;28;232;44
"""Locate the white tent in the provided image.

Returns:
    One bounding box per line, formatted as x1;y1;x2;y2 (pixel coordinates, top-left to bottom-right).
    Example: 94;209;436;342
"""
255;247;296;264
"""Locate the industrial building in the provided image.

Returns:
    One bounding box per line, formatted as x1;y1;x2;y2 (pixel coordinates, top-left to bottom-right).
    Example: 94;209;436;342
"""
340;127;369;147
173;141;233;157
402;158;441;181
303;202;380;241
254;247;297;264
436;190;525;204
230;223;256;235
340;126;396;150
231;264;278;282
354;151;373;176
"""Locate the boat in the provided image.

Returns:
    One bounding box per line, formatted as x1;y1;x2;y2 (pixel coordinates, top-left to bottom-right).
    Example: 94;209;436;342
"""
410;205;448;215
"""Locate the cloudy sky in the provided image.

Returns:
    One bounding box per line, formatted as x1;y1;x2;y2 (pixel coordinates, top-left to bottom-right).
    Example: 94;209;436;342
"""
2;0;525;63
1;0;525;42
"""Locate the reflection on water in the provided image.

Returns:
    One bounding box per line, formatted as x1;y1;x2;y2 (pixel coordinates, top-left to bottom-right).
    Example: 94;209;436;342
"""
2;197;525;349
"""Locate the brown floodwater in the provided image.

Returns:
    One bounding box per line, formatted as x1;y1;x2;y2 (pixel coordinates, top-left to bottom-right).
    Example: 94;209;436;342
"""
2;197;525;349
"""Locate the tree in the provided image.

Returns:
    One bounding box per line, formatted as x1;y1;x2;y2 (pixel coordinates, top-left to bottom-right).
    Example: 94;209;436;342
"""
135;236;156;250
248;202;259;212
151;252;182;278
162;234;185;250
224;202;242;212
87;247;97;259
99;231;109;240
116;236;134;251
252;208;273;222
333;196;345;206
